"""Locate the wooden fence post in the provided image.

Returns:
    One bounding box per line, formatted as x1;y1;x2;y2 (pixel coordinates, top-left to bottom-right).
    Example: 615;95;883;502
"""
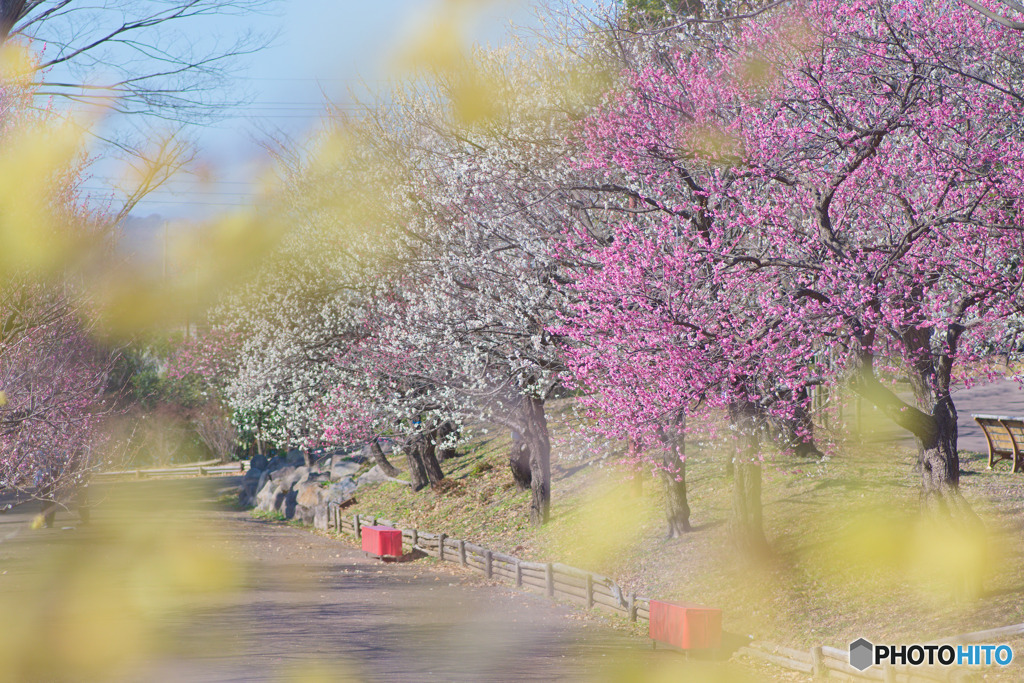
353;514;361;538
459;540;467;566
628;593;637;622
439;533;446;561
515;560;523;587
410;528;418;548
585;573;593;609
811;646;824;678
485;550;493;579
546;563;554;598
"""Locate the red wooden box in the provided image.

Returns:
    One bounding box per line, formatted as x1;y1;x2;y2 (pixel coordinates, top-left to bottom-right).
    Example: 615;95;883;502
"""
648;600;722;650
361;525;402;558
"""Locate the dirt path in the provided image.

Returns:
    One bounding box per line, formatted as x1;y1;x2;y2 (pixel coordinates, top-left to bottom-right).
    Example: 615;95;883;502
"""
1;478;768;683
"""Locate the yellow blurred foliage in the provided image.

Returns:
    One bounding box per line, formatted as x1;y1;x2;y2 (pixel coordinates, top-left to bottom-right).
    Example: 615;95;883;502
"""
391;0;490;73
0;117;86;277
0;43;35;87
597;653;753;683
0;504;239;682
546;473;648;571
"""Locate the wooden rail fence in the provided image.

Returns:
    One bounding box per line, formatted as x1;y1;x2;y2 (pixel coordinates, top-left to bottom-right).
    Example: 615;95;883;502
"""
94;460;248;480
327;506;1014;682
327;507;651;622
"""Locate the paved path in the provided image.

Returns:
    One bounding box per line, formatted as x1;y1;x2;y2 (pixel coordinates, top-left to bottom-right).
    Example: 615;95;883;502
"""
856;378;1024;455
952;379;1024;454
0;479;762;683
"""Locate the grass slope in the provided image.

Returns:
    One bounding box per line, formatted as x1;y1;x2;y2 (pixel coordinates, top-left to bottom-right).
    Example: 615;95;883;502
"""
337;400;1024;678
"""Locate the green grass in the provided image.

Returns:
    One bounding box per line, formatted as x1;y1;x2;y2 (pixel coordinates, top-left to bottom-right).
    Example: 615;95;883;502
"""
251;508;287;522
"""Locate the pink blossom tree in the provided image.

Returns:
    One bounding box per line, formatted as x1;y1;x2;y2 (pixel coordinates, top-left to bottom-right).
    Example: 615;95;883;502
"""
0;289;112;520
569;0;1024;530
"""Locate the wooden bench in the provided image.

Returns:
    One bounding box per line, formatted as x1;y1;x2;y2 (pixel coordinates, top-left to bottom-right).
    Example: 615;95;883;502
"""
973;414;1024;472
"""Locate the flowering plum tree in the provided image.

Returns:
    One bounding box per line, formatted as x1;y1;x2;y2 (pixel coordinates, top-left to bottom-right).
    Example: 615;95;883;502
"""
356;47;624;524
573;0;1024;527
0;289;111;518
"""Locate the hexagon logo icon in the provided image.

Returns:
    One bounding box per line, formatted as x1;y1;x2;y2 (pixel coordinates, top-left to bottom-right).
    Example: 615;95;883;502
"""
849;638;874;671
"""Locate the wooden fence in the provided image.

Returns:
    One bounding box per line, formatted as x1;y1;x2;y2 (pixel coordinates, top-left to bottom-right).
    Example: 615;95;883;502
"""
95;459;248;480
327;507;1014;682
326;508;652;622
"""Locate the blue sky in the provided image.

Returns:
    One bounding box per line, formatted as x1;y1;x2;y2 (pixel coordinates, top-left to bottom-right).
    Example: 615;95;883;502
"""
81;0;600;221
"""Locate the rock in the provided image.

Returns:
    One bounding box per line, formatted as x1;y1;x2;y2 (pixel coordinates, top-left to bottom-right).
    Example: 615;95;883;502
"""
250;453;269;471
313;504;328;531
285;466;312;489
269;465;294;485
356;464;391;487
265;455;287;473
279;488;297;519
295;504;317;525
295;481;323;508
330;457;362;482
269;465;310;490
285;449;306;467
238;467;264;507
254;479;279;512
324;479;357;505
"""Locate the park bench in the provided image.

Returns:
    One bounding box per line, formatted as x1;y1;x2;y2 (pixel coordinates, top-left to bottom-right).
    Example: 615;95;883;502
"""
973;414;1024;473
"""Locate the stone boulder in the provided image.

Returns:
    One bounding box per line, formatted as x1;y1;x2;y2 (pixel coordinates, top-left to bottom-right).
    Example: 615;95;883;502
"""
268;464;294;483
270;465;311;491
330;457;362;482
324;479;357;505
313;504;329;531
356;464;393;487
254;479;282;513
265;455;287;472
250;453;269;472
294;481;323;508
238;466;264;507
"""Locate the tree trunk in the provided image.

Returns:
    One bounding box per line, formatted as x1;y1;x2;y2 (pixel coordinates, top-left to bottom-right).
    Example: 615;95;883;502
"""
405;427;446;491
437;421;459;461
303;448;313;468
849;337;966;511
521;396;551;526
421;431;445;486
913;394;968;514
661;453;690;537
509;429;531;491
627;437;643;497
404;438;430;492
731;462;767;556
0;1;27;43
769;387;821;457
369;438;400;477
656;413;691;537
729;402;768;556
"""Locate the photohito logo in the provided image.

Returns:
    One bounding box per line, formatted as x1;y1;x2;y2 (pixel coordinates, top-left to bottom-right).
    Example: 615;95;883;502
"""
849;638;1013;671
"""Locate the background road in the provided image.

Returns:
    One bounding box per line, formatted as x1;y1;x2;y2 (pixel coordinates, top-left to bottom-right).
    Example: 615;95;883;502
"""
0;478;760;683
